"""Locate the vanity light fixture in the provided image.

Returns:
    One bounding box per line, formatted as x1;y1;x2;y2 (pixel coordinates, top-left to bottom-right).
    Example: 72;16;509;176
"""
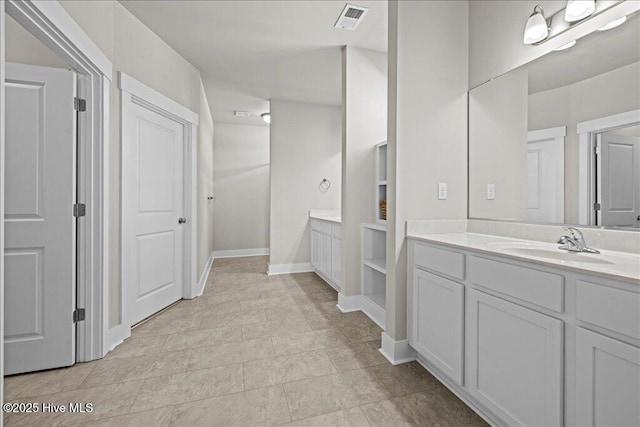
564;0;595;22
555;40;577;51
524;5;550;45
261;113;271;124
598;15;627;31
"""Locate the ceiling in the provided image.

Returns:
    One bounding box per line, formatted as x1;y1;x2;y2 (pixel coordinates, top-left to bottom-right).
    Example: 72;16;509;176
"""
119;0;388;126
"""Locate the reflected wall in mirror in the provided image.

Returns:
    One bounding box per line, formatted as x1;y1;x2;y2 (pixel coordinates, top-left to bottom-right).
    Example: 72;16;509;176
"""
469;11;640;229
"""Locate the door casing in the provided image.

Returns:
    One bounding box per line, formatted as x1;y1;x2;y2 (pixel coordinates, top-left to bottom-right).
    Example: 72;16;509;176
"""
2;0;113;370
119;72;199;333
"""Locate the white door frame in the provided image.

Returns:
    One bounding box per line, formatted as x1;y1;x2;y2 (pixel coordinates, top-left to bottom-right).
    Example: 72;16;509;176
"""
2;1;112;368
577;109;640;225
119;72;199;331
527;126;566;223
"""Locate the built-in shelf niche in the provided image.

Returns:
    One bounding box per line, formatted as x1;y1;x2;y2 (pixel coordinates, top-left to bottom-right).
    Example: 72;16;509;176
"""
362;224;386;323
376;141;387;225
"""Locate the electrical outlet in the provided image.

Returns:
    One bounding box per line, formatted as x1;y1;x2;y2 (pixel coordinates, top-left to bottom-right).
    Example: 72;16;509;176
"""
487;184;495;200
438;183;448;200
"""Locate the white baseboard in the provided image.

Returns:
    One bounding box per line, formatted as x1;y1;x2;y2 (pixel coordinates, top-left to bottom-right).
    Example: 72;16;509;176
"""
103;323;131;358
267;262;313;275
379;332;415;365
336;293;385;329
195;251;215;297
212;247;269;258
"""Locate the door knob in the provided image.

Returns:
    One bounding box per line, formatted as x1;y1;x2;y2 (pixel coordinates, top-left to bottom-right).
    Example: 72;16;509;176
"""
178;217;187;224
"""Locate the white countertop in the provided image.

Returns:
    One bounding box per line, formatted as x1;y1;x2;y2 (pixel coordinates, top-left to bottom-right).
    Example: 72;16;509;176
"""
309;210;341;224
407;231;640;284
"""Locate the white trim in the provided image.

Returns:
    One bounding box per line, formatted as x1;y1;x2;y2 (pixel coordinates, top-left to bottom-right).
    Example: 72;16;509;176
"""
120;72;199;330
577;110;640;225
6;0;112;80
527;126;566;142
380;332;416;365
213;248;270;258
4;0;112;363
195;252;215;297
267;262;314;275
0;0;5;407
118;73;198;125
337;293;386;329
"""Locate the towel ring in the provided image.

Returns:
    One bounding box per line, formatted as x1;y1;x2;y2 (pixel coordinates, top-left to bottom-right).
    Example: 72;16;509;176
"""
319;178;331;191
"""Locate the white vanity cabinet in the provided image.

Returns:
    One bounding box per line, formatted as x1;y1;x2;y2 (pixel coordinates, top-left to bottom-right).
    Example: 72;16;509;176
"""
407;237;640;427
310;218;341;291
467;289;562;427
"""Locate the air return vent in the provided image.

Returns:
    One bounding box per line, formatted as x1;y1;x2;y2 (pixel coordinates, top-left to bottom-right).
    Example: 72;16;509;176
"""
335;4;369;31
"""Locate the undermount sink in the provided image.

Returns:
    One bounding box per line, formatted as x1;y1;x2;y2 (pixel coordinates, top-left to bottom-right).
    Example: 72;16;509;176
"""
507;247;615;265
486;240;636;266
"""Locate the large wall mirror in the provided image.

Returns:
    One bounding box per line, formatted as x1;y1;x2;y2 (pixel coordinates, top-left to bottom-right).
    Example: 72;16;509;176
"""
469;11;640;230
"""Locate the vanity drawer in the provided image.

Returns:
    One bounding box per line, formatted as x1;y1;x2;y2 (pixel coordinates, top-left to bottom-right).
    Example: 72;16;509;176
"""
468;256;564;312
332;224;341;240
414;242;465;281
310;219;332;235
576;280;640;340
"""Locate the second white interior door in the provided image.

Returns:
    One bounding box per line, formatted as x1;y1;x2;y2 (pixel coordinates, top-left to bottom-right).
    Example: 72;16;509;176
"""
124;102;185;325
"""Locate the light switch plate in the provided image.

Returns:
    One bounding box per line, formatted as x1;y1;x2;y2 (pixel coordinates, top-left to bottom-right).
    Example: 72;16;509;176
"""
438;183;448;200
487;184;495;200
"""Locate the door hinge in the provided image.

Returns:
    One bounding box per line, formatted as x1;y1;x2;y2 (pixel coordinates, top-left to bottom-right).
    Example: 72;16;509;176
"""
594;203;601;211
594;146;601;155
73;203;86;217
74;97;86;112
73;308;86;323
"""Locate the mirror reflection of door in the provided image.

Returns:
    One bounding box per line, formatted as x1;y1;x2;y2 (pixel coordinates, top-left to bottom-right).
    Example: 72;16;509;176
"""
526;128;565;224
596;128;640;228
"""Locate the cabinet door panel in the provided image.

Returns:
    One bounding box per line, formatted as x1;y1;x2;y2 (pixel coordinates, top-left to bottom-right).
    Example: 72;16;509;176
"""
319;233;332;277
467;289;563;427
331;239;342;288
412;269;464;385
311;230;321;270
576;328;640;427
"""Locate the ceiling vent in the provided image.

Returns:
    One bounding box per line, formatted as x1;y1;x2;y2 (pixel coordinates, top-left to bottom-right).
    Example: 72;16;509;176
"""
234;111;251;117
334;4;369;31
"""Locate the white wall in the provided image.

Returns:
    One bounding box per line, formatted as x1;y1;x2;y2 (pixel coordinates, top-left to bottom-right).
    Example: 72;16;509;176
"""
212;123;270;253
469;66;528;221
387;0;469;340
56;1;213;327
342;46;387;296
529;61;640;223
269;99;341;269
5;15;66;68
197;81;214;273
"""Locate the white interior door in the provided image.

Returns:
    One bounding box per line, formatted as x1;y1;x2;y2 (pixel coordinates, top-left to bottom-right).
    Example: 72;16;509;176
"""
4;63;76;375
526;131;564;223
124;102;185;325
598;132;640;227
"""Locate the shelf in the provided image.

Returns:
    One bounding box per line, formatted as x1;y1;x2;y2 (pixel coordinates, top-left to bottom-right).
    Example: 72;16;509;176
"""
363;258;386;274
365;292;386;310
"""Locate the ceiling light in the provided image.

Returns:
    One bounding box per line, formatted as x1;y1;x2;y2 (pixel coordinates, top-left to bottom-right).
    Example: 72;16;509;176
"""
555;40;576;51
598;16;627;31
524;6;550;45
565;0;595;22
261;113;271;124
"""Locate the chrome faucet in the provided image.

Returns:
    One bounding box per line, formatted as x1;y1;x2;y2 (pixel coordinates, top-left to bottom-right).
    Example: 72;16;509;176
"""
557;227;600;254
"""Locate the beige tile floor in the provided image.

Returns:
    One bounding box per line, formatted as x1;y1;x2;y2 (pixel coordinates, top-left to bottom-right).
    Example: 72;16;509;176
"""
3;256;486;426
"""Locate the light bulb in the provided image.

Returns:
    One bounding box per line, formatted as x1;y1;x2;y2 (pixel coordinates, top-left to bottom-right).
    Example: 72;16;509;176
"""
524;6;549;45
261;113;271;124
565;0;595;22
